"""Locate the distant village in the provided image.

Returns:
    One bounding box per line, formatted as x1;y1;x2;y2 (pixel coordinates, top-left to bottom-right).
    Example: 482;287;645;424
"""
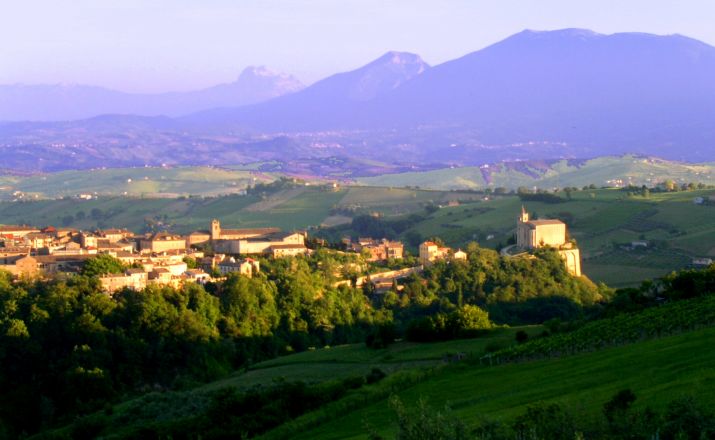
0;219;312;292
1;208;588;297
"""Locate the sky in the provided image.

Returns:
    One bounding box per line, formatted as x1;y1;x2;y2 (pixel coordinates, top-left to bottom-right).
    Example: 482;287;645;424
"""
1;0;714;93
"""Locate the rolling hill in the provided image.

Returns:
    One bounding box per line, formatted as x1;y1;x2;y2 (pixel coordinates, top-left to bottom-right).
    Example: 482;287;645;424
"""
3;29;715;173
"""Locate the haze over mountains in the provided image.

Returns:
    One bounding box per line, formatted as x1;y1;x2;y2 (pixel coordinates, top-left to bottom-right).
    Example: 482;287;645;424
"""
0;66;305;121
2;29;715;173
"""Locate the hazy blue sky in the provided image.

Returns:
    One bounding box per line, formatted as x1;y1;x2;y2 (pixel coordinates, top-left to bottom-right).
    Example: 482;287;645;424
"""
2;0;713;93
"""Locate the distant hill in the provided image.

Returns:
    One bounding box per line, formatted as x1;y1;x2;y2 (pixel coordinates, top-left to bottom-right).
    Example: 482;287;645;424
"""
184;29;715;160
358;156;715;190
185;51;430;131
0;66;304;121
2;29;715;171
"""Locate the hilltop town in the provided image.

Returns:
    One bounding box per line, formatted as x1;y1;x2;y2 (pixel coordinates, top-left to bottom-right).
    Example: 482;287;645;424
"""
1;208;584;298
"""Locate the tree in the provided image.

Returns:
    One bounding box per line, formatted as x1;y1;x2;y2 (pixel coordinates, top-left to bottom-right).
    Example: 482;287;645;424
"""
81;254;126;277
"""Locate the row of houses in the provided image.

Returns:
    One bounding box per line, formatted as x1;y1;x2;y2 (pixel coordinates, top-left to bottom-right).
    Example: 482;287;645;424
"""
343;237;404;261
1;220;310;293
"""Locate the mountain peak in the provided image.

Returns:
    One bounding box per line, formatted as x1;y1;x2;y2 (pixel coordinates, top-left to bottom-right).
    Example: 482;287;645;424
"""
520;28;602;38
373;51;428;67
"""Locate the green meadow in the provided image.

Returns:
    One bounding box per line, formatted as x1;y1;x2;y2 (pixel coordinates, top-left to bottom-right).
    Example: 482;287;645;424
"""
281;327;715;440
2;182;714;287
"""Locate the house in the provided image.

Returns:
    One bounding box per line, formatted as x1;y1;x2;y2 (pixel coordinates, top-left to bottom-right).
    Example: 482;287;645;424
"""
270;243;309;258
350;238;404;262
0;255;39;278
419;241;450;265
149;267;175;286
184;269;211;283
0;225;41;239
216;257;260;277
99;269;147;293
453;249;467;261
100;228;132;242
139;232;186;253
34;255;95;273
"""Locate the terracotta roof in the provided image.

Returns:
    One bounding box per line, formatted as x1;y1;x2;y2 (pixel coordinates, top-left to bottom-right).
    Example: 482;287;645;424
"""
0;225;40;232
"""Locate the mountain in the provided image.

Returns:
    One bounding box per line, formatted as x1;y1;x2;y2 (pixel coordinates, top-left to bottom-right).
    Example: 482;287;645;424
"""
183;29;715;160
184;51;430;130
0;66;304;121
3;29;715;172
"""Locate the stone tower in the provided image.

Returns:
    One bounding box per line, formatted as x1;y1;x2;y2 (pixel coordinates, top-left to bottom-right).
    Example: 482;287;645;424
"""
519;205;529;223
210;219;221;241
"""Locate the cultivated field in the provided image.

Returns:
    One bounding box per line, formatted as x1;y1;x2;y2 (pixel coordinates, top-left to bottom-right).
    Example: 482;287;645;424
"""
358;156;715;191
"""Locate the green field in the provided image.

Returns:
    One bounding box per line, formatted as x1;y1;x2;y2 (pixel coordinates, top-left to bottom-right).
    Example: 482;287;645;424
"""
2;184;714;287
46;327;541;439
0;165;277;200
66;324;715;440
285;327;715;440
382;188;715;287
0;186;479;233
358;156;715;191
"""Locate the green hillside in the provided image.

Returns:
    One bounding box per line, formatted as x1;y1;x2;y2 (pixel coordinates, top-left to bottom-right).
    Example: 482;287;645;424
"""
375;188;715;287
0;186;480;233
0;165;276;200
287;327;715;440
358;156;715;191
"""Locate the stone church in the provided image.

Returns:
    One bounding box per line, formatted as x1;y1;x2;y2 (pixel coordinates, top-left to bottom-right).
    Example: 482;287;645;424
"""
516;206;582;276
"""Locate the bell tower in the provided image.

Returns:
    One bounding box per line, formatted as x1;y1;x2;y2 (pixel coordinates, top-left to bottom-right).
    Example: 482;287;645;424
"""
519;205;529;223
210;219;221;240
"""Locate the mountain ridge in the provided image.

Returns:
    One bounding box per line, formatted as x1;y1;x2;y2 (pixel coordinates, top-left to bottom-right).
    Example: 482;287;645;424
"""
0;66;305;121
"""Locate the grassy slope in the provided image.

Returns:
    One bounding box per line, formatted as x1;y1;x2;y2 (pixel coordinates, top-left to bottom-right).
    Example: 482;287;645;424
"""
399;188;715;286
358;156;715;191
0;166;277;200
46;327;540;438
0;187;478;234
200;327;541;392
282;326;715;440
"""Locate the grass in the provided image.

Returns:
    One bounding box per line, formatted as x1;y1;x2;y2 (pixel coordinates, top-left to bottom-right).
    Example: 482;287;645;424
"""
358;156;715;191
0;166;277;200
198;326;541;392
39;327;540;439
284;326;715;440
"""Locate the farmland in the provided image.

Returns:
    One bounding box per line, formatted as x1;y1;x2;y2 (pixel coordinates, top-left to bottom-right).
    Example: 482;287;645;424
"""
2;184;715;287
358;156;715;191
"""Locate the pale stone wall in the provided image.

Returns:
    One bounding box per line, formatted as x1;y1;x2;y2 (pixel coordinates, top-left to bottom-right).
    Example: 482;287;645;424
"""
140;238;186;253
534;224;567;248
558;248;582;277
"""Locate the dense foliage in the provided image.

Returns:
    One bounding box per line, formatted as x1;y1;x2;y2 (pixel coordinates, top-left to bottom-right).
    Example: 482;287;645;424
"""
0;245;606;437
488;266;715;363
